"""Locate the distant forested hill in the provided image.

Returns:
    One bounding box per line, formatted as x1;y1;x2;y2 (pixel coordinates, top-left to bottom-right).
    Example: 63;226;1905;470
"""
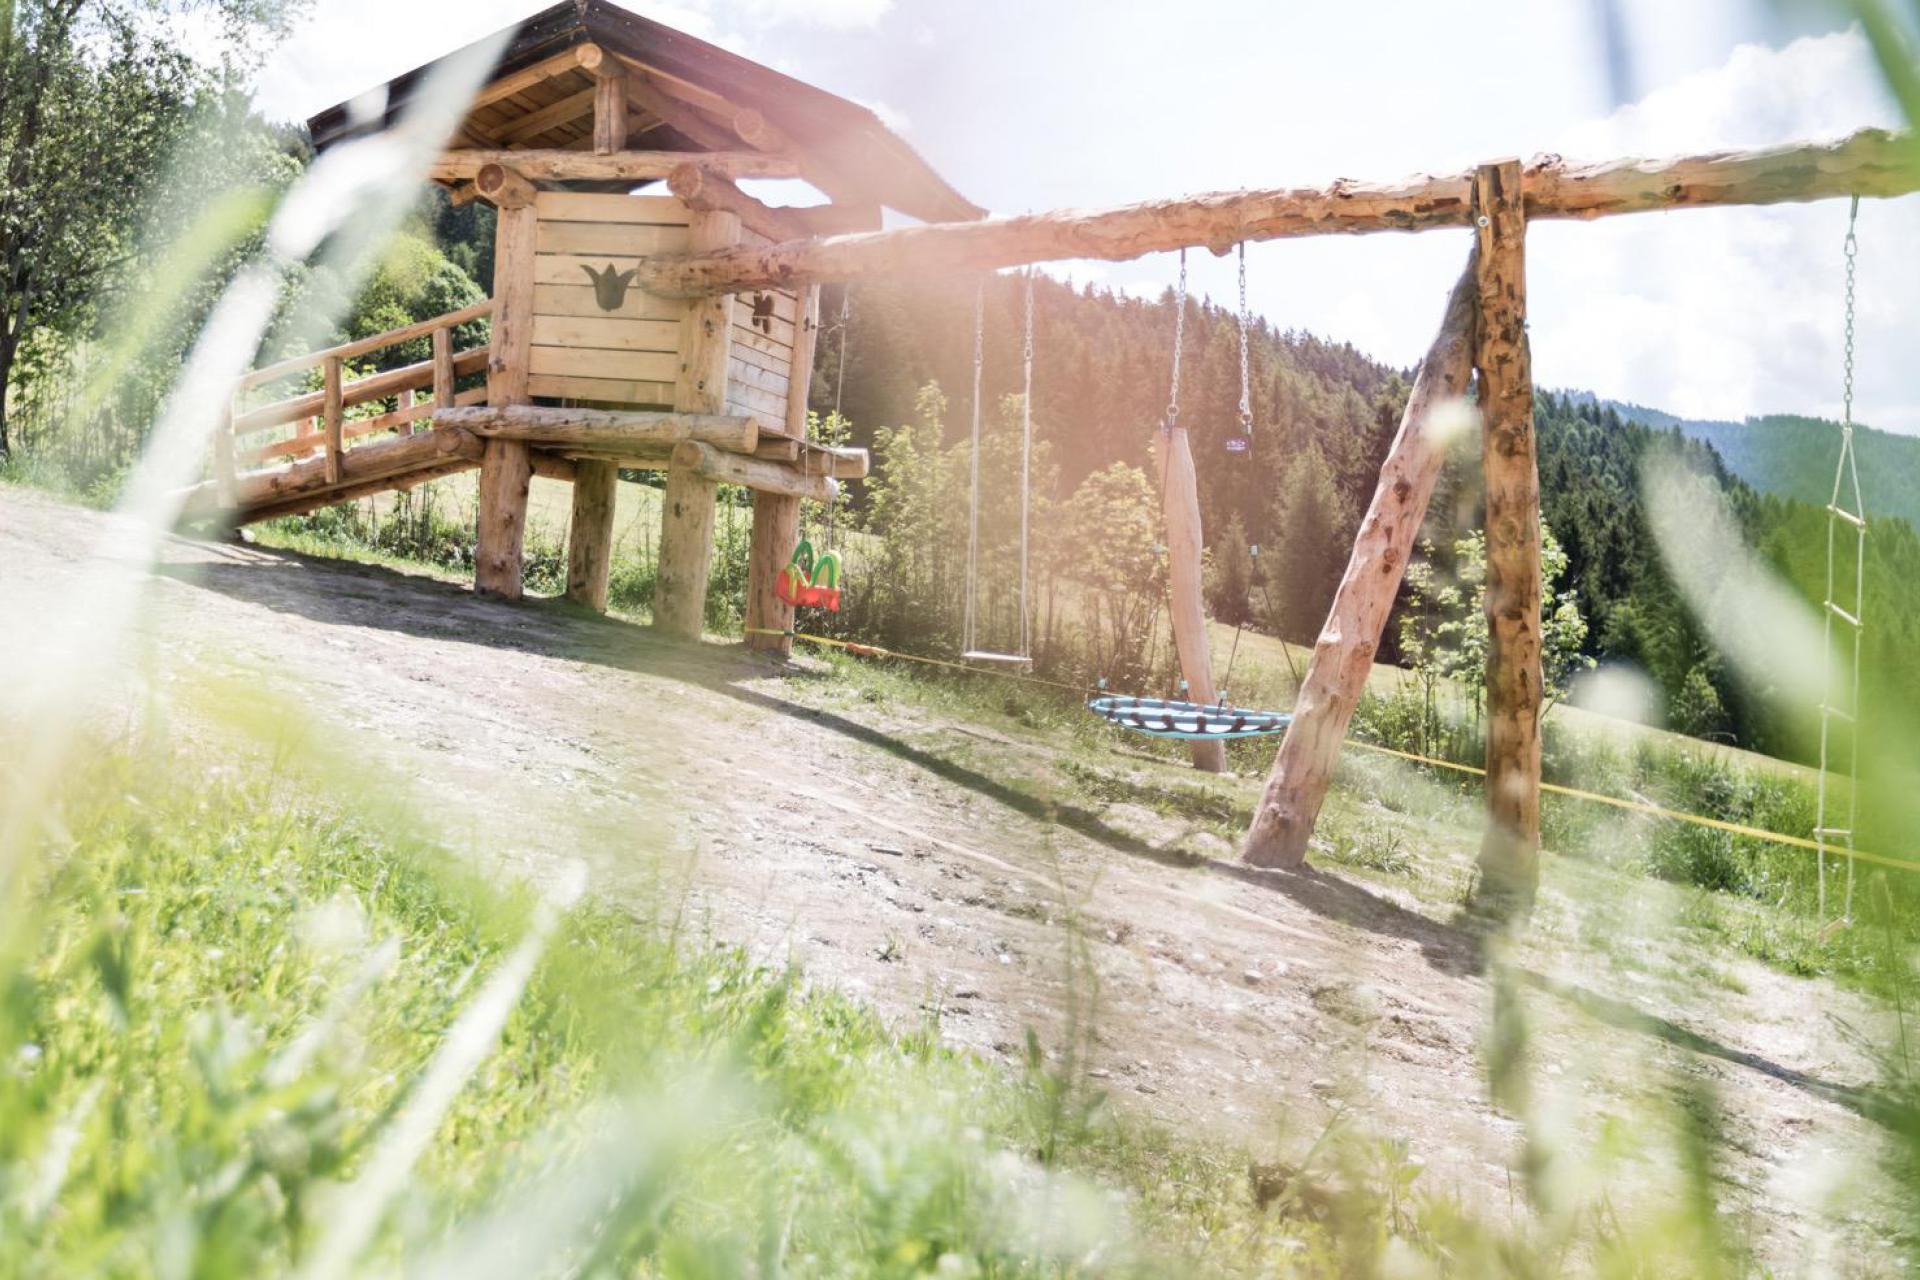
1604;401;1920;532
811;274;1920;760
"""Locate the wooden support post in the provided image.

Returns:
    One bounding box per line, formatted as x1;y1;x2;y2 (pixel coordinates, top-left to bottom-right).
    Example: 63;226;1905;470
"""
746;285;820;655
566;458;618;612
653;209;741;639
591;61;627;154
397;387;416;435
321;356;344;486
1154;424;1225;773
475;196;537;600
1472;160;1543;912
1242;253;1479;869
432;325;454;409
476;437;534;598
213;397;236;507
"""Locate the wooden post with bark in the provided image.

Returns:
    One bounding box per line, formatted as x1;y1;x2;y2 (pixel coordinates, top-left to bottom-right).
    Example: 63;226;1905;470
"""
321;356;344;486
566;460;618;612
653;208;741;638
1471;160;1543;910
745;285;821;654
1154;424;1225;773
1242;253;1479;868
475;175;537;600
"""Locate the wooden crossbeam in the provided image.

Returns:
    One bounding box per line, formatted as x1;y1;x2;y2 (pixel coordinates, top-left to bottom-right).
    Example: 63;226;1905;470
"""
429;148;800;183
631;128;1919;297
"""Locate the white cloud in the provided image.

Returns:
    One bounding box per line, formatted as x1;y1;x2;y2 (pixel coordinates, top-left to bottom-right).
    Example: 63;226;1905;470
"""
738;0;892;28
1527;28;1920;432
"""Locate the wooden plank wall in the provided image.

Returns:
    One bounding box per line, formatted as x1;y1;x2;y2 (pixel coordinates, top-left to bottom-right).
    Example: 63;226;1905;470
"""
726;227;798;427
529;193;797;424
530;191;689;406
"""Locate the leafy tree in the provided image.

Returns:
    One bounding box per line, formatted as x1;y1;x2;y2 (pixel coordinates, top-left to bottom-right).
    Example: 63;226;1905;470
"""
0;0;304;459
1398;523;1594;754
1206;513;1257;626
1051;461;1161;682
1262;443;1349;643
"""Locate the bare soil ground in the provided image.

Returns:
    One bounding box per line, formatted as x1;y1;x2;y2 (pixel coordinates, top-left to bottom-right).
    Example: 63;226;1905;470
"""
0;486;1904;1272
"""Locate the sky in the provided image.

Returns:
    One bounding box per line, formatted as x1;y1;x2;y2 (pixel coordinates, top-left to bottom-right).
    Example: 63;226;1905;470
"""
250;0;1920;434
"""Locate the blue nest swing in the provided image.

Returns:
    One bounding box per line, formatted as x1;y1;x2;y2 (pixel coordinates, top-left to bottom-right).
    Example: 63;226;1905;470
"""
1087;695;1292;741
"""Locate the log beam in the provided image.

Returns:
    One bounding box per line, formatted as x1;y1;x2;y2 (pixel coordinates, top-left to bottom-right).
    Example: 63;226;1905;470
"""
529;451;576;482
668;163;808;243
434;404;758;452
631;128;1917;297
180;424;487;517
653;208;741;639
475;163;537;210
623;70;742;154
1472;160;1543;913
429;148;799;184
671;441;838;502
1154;425;1225;773
237;457;481;525
566;458;618;612
1242;253;1479;869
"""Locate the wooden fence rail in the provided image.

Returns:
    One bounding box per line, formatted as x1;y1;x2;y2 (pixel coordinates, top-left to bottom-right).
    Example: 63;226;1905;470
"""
217;302;495;498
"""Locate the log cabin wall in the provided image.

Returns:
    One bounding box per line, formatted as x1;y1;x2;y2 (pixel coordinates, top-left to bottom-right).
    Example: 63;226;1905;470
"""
529;191;690;407
726;229;800;425
528;192;798;421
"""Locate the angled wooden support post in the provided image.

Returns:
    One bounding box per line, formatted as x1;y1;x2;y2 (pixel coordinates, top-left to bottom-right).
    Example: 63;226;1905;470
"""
1154;423;1225;773
745;285;821;655
475;181;537;600
1471;159;1543;912
1241;252;1479;868
653;208;741;639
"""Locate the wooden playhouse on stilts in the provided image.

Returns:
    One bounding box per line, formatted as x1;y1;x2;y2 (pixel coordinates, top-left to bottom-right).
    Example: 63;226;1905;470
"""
190;0;982;650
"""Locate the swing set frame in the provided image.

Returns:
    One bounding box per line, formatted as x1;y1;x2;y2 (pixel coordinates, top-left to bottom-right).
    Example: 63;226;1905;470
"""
689;129;1907;906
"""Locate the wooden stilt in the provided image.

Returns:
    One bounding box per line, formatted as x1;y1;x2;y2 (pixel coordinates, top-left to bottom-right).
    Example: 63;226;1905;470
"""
652;208;741;638
566;458;618;612
1155;424;1225;773
1242;253;1479;869
474;182;536;600
746;284;821;655
475;438;534;599
1471;160;1543;912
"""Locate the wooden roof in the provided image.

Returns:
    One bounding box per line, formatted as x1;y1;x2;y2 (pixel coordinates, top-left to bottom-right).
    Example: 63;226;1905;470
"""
306;0;983;223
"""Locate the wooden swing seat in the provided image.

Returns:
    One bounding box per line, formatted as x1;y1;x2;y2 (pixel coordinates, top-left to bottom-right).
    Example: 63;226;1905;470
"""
961;650;1033;667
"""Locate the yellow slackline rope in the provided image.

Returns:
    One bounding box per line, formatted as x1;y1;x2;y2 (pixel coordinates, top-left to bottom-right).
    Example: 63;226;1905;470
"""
745;626;1918;875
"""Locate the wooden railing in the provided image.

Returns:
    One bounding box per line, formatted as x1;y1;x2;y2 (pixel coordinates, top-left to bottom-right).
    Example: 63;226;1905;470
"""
215;300;495;498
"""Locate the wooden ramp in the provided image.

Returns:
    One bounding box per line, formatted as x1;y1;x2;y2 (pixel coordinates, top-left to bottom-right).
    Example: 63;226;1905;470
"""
180;307;869;529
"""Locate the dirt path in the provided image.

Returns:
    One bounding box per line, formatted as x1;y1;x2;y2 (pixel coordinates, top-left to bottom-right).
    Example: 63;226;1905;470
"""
0;487;1902;1271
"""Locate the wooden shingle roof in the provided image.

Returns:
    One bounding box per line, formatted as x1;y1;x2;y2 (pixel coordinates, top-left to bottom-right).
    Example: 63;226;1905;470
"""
306;0;983;223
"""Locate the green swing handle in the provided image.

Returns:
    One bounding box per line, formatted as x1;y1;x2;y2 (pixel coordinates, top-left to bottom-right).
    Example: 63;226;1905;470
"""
785;537;816;578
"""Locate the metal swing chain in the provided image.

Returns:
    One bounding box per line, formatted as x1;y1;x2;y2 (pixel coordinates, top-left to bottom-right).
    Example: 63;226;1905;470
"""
1218;241;1257;703
1166;248;1188;426
1019;267;1035;660
1155;250;1188;699
963;281;986;656
1843;196;1858;431
826;287;855;553
1236;240;1254;434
